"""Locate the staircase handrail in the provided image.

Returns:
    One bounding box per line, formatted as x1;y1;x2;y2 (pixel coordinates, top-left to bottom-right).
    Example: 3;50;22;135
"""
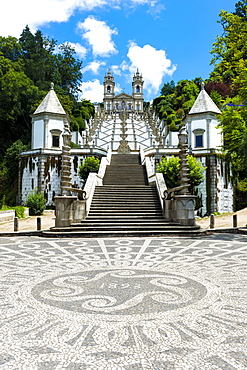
164;184;190;200
61;187;86;200
155;173;167;210
83;172;98;216
97;147;112;184
83;147;112;215
139;146;145;164
144;155;156;184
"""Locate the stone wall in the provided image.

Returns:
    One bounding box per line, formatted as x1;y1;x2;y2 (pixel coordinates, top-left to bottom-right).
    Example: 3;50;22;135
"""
194;155;233;216
20;153;87;206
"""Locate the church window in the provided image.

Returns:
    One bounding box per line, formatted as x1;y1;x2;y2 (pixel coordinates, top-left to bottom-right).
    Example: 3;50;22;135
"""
107;103;111;111
136;85;140;93
50;129;62;148
107;85;111;93
193;129;205;148
52;135;60;147
116;104;119;110
128;104;132;110
195;134;203;148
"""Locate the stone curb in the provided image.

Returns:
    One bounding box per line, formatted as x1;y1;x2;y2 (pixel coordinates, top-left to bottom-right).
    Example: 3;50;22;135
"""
0;227;246;238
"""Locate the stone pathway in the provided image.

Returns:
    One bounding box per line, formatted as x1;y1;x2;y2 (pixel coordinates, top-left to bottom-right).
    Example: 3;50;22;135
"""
0;235;246;369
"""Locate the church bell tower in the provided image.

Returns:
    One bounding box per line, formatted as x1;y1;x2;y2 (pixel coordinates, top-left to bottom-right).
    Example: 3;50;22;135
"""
132;69;144;112
103;69;115;111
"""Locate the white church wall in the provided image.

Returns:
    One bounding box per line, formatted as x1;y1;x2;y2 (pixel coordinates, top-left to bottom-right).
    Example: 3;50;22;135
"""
47;118;64;149
71;131;83;146
21;151;105;206
21;156;39;204
215;157;233;213
32;120;44;149
210;118;223;149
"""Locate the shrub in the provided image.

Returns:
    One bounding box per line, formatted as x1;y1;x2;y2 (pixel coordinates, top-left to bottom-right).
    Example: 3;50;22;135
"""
25;190;46;215
13;206;26;218
70;141;79;148
78;156;100;181
0;205;26;218
156;155;205;193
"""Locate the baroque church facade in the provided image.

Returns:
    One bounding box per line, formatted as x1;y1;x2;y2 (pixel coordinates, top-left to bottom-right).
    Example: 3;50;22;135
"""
103;69;144;113
19;72;233;217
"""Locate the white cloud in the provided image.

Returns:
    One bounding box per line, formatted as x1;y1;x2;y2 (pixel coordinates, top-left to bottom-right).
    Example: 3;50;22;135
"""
0;0;106;37
0;0;164;37
79;79;104;102
115;83;122;94
77;17;118;57
126;42;176;95
111;65;122;76
82;61;106;74
60;42;87;59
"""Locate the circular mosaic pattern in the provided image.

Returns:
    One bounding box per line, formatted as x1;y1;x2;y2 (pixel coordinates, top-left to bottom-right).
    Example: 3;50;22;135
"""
31;269;207;315
1;235;247;369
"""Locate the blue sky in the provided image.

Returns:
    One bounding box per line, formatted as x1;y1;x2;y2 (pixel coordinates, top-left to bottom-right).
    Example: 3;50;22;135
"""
1;0;236;102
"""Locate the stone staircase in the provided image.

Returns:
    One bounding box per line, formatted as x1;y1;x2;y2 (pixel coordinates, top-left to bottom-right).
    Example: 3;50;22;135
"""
43;154;201;237
103;154;148;185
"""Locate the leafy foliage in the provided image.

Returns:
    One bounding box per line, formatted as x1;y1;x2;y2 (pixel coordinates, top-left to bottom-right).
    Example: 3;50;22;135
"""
0;205;27;218
25;189;47;215
210;2;247;88
156;155;205;193
0;26;96;205
156;156;180;189
153;79;201;132
78;157;100;181
4;140;27;181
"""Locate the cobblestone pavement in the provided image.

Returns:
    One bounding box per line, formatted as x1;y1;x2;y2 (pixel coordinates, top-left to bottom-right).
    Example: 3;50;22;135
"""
0;235;247;370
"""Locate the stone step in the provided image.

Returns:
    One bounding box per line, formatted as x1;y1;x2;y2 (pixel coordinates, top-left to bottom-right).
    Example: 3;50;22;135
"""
78;219;168;224
88;210;163;214
68;225;190;231
111;154;141;165
42;227;203;238
89;206;161;214
86;215;165;220
96;185;151;188
90;202;161;206
93;195;159;198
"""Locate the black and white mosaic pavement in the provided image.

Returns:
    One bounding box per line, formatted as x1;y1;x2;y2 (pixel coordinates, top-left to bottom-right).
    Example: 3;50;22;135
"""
0;234;247;369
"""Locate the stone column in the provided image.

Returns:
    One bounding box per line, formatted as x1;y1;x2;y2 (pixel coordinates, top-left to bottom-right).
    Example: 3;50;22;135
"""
60;120;72;195
174;126;196;226
55;119;78;228
54;196;77;227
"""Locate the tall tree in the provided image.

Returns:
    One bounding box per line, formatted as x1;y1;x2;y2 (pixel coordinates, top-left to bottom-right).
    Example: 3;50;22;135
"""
19;26;56;90
54;43;83;96
210;2;247;86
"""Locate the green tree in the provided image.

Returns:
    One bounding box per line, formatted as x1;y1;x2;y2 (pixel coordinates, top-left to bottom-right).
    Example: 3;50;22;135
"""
210;3;247;86
78;157;100;181
217;101;247;170
4;140;27;181
156;155;205;193
0;56;41;158
0;36;21;61
0;140;27;205
25;189;47;215
19;26;56;91
156;156;180;189
160;80;175;96
54;43;83;96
